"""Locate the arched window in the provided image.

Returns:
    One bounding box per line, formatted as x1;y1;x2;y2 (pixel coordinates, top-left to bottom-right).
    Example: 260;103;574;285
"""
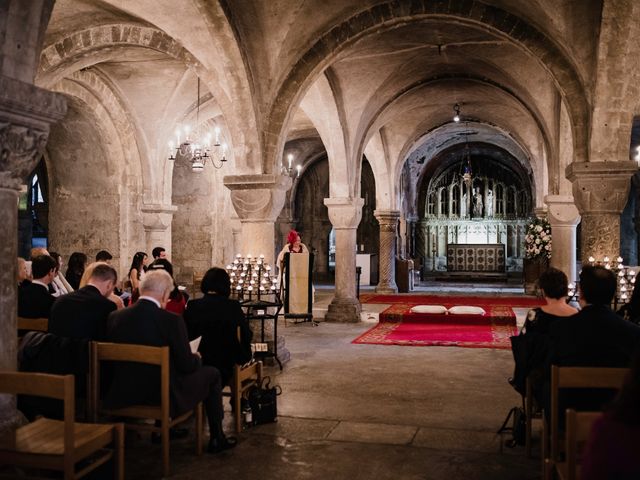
495;184;504;215
439;188;449;216
506;187;515;215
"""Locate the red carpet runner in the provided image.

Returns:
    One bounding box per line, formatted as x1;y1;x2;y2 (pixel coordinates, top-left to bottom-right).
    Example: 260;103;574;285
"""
353;302;526;350
359;293;544;308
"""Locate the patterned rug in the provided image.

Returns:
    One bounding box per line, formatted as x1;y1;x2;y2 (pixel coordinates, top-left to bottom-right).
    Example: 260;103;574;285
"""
359;293;544;308
352;303;518;349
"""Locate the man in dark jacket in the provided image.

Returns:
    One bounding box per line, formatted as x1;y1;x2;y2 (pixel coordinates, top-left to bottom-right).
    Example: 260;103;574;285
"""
546;265;640;419
49;263;117;340
18;254;57;319
105;270;235;453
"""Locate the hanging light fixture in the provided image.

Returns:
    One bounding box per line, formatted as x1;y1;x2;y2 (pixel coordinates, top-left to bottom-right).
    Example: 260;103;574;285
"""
461;122;472;187
453;103;461;123
168;77;228;172
282;152;301;176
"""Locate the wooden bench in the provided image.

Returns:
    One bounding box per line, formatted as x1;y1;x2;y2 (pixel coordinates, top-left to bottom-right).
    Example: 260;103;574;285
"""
0;371;124;480
91;342;203;478
543;366;629;480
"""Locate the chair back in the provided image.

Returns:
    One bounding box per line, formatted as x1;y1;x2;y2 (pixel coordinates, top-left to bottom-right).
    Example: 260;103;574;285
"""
550;366;628;461
91;342;169;421
17;317;48;333
0;372;75;457
192;273;203;298
564;410;600;480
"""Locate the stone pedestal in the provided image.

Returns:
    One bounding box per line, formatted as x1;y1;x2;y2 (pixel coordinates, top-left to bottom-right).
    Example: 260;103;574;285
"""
141;204;177;256
0;75;66;431
374;210;400;293
567;162;637;263
545;195;581;283
224;174;291;263
324;197;363;322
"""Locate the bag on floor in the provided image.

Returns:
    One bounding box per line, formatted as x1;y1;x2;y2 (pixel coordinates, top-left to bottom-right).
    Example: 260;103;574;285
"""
246;376;282;425
497;405;526;448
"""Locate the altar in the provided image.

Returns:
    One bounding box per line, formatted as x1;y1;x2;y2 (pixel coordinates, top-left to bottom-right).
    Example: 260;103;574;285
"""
447;243;506;273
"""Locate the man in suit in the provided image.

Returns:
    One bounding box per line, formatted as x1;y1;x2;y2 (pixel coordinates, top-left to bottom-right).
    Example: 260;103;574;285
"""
152;246;167;260
18;254;57;318
105;270;236;453
546;265;640;419
49;263;118;340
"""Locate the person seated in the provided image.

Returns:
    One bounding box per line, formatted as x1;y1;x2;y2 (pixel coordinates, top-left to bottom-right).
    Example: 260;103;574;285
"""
17;257;30;287
545;265;640;422
105;270;236;453
184;267;252;388
581;347;640;480
80;262;124;310
510;268;577;396
49;251;73;297
617;279;640;325
147;258;188;315
49;262;118;340
18;254;57;319
65;251;87;291
95;250;113;263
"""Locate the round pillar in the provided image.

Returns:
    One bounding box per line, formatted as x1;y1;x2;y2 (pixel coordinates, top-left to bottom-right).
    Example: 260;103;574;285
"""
324;197;363;322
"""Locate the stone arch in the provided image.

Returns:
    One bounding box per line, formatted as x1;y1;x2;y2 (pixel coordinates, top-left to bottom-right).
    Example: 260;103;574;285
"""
36;23;258;174
265;1;589;181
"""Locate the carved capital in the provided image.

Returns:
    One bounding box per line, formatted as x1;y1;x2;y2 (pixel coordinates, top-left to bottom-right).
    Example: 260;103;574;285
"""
0;75;67;190
544;195;581;226
141;204;177;232
566;161;637;214
374;209;401;232
224;174;291;222
324;197;364;229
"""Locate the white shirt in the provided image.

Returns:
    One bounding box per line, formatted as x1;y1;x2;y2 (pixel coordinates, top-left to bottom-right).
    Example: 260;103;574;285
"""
138;295;161;308
32;279;50;291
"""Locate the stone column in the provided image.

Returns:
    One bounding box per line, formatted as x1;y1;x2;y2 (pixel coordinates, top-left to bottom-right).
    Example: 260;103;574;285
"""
374;210;400;293
324;197;363;322
567;162;637;262
224;174;291;264
545;195;581;283
141;204;177;256
0;75;66;431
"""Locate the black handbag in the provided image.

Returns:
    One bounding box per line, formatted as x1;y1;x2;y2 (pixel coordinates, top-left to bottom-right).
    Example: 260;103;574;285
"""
497;404;526;448
246;376;282;425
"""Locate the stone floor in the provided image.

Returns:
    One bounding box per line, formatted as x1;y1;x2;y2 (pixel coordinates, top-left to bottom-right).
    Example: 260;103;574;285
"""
118;289;540;480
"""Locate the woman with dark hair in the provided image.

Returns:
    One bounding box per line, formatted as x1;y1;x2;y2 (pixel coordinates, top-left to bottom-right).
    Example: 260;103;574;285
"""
184;267;252;388
128;251;148;303
510;267;578;395
147;258;188;315
581;348;640;479
65;251;87;291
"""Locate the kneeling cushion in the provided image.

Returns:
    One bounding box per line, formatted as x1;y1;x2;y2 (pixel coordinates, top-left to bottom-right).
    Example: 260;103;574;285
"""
448;305;486;315
410;305;448;314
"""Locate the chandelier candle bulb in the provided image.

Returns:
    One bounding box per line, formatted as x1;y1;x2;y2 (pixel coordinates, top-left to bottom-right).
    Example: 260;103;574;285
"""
214;126;220;145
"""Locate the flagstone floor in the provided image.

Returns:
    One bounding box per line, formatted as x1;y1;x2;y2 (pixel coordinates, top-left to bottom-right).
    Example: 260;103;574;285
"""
117;288;540;479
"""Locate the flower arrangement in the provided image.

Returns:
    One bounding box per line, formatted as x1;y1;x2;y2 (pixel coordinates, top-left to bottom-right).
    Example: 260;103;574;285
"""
524;217;552;260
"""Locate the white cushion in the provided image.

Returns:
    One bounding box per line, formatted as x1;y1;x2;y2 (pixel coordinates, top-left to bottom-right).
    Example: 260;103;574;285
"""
447;305;486;315
410;305;448;314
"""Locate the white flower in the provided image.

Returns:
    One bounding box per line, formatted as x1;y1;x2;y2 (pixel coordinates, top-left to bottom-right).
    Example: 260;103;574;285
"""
536;225;543;232
535;239;541;244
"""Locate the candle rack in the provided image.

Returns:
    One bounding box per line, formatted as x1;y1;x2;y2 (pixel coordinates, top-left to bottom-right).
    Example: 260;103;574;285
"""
226;253;280;302
574;256;637;309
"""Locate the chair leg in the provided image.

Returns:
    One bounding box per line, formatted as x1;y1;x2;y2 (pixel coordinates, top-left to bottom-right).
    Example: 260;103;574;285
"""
526;382;533;458
114;423;125;480
542;414;549;480
234;380;242;433
196;403;203;456
162;420;170;477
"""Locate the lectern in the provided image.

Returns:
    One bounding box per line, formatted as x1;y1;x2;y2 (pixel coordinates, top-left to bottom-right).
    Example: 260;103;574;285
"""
282;252;315;324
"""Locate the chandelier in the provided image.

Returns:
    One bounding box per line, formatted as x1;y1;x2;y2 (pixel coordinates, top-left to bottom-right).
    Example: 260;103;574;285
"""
462;141;472;187
168;77;227;172
282;153;302;177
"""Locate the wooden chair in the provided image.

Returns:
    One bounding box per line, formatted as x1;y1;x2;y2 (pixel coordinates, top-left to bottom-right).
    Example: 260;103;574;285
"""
17;316;48;333
221;327;263;432
543;366;628;480
554;410;600;480
525;375;542;458
0;371;124;480
91;342;203;478
192;273;203;299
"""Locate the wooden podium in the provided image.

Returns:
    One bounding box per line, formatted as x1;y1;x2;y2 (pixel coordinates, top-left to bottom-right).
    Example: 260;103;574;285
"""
282;252;315;325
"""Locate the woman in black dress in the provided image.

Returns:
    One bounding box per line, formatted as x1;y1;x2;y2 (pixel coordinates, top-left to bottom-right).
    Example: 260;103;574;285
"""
184;267;252;387
65;251;87;291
